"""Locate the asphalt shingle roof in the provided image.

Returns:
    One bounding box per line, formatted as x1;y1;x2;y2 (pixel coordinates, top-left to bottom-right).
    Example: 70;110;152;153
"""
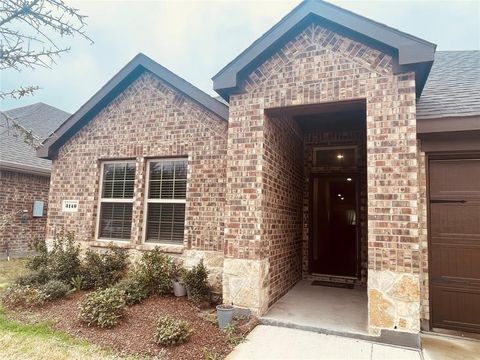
1;102;70;171
417;50;480;119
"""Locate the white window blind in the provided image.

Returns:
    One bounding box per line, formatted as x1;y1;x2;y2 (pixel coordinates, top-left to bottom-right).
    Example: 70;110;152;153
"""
98;162;135;240
145;159;187;244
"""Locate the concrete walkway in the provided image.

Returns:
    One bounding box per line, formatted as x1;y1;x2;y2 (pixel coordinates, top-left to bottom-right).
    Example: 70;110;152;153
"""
422;333;480;360
262;280;368;336
227;325;421;360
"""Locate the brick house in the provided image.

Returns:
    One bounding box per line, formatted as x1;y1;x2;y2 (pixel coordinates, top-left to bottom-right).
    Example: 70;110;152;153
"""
38;0;480;344
1;103;69;257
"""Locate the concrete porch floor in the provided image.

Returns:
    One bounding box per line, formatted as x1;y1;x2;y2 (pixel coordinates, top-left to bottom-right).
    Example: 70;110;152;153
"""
261;280;369;336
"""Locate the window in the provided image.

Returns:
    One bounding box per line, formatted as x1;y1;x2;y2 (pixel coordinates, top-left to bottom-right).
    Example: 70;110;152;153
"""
97;162;136;240
313;147;357;167
145;159;187;244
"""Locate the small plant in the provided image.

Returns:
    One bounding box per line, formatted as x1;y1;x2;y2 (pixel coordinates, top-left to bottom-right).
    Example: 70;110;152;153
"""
183;260;210;301
171;262;187;282
81;246;129;289
0;284;45;308
39;280;70;301
203;347;224;360
70;275;84;291
79;287;126;328
171;262;187;297
153;315;192;346
133;248;174;295
114;277;149;305
224;324;246;346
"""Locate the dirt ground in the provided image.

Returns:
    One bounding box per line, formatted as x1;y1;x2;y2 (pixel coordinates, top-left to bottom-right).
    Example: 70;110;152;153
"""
13;292;235;360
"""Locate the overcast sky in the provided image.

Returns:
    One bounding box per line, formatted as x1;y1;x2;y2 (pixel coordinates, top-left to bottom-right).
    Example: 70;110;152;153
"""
2;0;479;113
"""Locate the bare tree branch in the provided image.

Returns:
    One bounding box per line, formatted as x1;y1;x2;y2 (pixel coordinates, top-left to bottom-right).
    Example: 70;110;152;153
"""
0;86;40;99
1;0;92;147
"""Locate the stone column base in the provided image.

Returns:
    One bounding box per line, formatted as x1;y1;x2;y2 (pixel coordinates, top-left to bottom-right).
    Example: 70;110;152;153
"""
183;249;224;293
222;258;269;316
368;270;421;335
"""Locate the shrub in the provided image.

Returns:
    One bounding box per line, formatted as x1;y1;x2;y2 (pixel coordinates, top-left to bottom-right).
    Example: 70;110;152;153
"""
39;280;70;301
79;287;126;328
114;277;149;305
26;230;81;283
82;246;129;289
153;315;192;346
183;260;210;301
133;248;174;295
0;284;45;307
15;269;50;286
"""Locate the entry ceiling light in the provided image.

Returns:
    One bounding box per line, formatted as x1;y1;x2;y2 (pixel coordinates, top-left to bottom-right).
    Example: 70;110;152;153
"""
338;194;342;197
346;178;352;182
336;154;344;159
341;197;345;200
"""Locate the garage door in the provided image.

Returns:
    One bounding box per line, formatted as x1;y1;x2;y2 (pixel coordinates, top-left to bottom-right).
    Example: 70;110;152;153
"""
429;157;480;333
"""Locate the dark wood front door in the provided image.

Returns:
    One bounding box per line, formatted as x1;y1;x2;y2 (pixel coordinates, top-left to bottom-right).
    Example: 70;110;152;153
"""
429;157;480;333
309;175;358;277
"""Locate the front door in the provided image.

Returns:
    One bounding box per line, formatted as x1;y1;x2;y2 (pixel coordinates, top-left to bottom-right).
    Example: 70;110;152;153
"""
429;157;480;333
310;175;358;277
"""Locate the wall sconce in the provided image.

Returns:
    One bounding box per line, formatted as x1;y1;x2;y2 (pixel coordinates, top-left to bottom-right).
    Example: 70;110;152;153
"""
20;209;28;224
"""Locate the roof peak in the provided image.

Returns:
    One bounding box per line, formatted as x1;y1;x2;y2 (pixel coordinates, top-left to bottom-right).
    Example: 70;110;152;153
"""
213;0;436;100
37;53;229;159
3;101;69;115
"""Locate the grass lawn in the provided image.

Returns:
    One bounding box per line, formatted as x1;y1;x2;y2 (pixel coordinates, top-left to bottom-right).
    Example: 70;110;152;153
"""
0;259;143;360
0;307;143;360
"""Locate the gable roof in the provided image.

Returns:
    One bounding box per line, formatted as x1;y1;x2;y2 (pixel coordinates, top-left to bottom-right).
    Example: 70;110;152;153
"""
0;103;70;174
213;0;436;100
37;53;229;159
417;51;480;120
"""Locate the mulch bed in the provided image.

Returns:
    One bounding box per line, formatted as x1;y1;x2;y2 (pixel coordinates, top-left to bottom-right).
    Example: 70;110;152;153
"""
11;292;239;359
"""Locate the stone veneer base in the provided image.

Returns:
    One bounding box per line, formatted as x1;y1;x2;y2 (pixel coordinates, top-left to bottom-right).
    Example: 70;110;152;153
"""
222;258;269;316
368;270;421;334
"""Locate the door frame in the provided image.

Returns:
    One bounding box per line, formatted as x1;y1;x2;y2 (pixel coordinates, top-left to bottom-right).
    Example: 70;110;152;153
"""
426;151;480;334
308;171;361;279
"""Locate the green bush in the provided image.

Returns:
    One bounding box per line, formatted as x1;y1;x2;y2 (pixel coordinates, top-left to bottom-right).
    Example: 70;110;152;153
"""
0;284;45;307
153;315;192;346
82;246;129;289
79;287;126;328
39;280;70;301
114;277;149;305
26;230;81;283
15;269;50;286
183;260;210;301
133;248;174;295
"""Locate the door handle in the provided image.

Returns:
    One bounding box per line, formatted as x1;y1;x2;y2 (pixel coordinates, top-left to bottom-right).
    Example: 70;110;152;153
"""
430;199;467;204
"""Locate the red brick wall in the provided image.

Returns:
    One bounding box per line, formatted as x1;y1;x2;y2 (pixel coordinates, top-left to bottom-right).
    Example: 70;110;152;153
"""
0;170;50;255
224;22;419;319
47;72;228;252
263;115;304;305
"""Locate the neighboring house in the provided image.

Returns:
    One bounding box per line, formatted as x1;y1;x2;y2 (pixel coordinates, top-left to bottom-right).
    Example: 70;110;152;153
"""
0;103;70;257
38;0;480;343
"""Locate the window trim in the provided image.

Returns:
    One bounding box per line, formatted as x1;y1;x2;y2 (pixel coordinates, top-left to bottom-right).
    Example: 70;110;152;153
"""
142;158;187;245
313;145;358;168
95;160;136;242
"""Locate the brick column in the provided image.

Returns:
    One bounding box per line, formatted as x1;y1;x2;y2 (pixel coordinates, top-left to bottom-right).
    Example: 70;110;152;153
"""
222;96;270;315
366;73;421;335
